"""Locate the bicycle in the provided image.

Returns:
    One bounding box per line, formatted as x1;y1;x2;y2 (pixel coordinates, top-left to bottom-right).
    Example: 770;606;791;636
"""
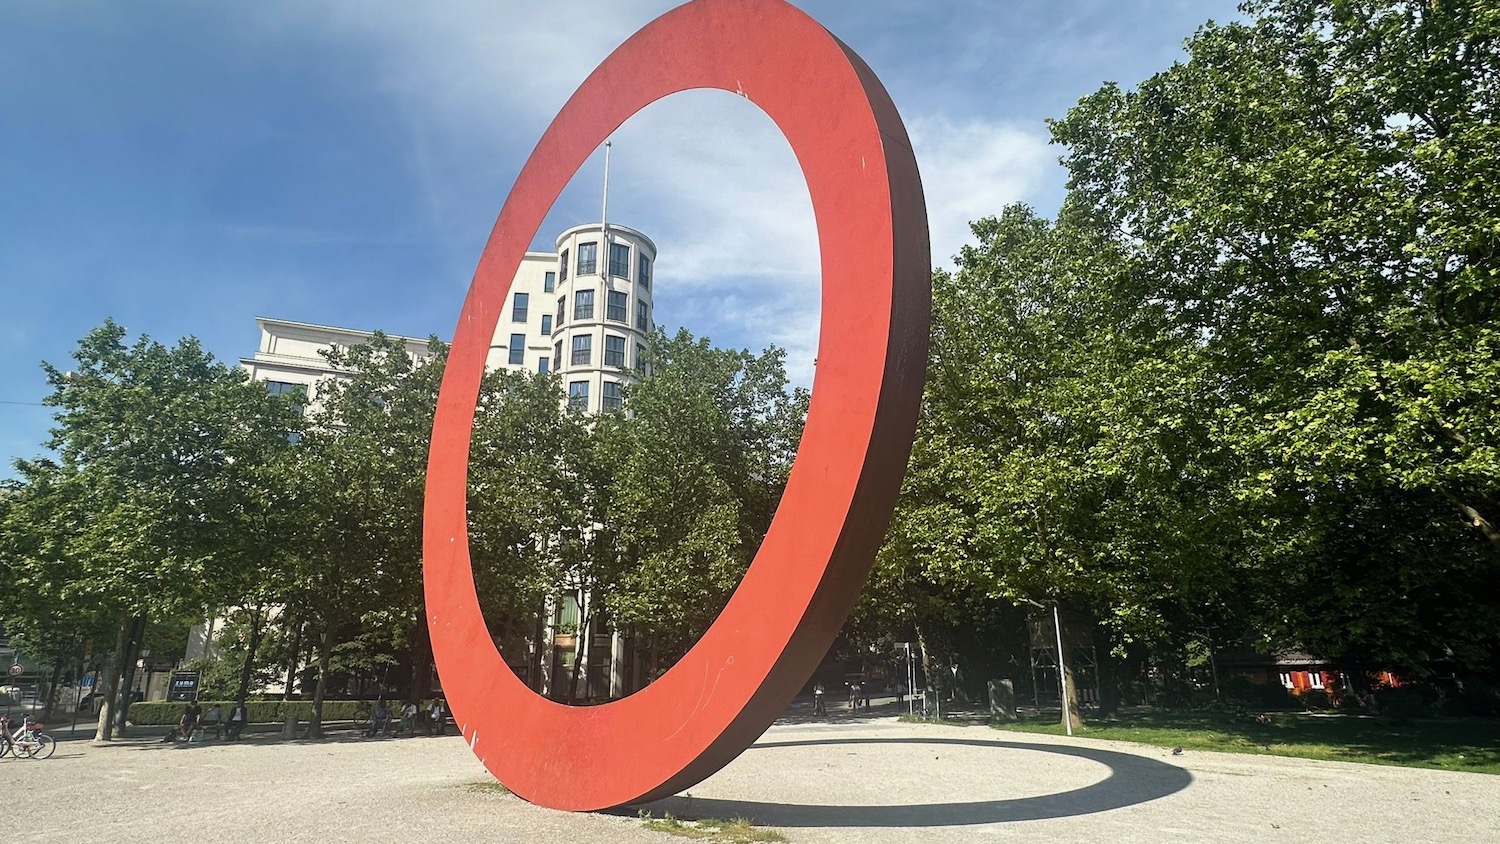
351;700;372;731
0;714;55;760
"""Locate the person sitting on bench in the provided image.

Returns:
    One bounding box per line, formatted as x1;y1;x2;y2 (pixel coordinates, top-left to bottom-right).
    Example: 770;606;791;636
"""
176;699;203;742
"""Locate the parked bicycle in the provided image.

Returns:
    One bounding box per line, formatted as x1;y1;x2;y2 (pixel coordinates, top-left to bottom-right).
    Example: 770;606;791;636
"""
0;713;55;759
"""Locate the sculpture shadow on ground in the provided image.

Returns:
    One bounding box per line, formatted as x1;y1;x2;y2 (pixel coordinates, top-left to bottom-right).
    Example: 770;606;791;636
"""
630;736;1192;828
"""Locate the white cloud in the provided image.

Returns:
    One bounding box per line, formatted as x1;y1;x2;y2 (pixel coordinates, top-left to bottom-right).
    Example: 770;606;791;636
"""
256;0;672;123
249;1;1055;387
907;115;1053;267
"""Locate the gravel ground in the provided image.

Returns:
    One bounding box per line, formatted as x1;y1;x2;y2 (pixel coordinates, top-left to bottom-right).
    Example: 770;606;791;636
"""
10;717;1498;843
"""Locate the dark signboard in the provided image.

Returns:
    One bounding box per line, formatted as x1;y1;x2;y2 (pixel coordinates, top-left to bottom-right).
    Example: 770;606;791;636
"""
166;670;200;702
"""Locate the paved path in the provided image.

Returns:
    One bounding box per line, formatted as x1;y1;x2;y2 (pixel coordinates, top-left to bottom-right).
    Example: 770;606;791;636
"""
11;718;1498;843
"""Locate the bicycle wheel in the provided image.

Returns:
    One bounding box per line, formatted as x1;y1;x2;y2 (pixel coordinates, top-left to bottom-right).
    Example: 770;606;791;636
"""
21;734;55;759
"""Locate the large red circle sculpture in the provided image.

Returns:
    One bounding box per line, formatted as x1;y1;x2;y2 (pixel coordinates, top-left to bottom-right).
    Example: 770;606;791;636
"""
424;0;929;811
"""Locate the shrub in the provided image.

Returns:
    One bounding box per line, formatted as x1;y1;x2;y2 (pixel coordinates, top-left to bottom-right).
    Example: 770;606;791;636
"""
1446;678;1500;718
1372;685;1435;722
125;698;397;726
1300;689;1332;711
1221;676;1297;710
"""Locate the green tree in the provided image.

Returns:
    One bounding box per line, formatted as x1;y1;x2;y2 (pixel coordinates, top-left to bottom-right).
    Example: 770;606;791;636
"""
466;366;580;690
3;321;299;739
878;206;1235;725
594;329;808;679
1049;0;1500;675
289;332;446;736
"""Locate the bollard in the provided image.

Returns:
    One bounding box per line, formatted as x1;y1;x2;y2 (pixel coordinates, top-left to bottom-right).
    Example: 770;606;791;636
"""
282;715;297;739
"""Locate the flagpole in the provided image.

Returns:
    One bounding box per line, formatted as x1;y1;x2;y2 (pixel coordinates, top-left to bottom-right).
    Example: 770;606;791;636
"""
600;140;612;276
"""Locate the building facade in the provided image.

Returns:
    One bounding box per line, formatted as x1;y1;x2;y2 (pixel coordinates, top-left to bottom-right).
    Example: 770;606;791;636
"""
241;223;656;416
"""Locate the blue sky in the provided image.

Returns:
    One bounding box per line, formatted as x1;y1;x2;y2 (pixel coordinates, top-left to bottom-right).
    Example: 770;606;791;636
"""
0;0;1241;476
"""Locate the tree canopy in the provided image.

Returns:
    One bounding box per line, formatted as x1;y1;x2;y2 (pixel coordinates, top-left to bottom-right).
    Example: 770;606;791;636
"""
866;0;1500;709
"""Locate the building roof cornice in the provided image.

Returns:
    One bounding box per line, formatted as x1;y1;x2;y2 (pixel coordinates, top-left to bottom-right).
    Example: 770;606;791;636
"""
254;316;431;345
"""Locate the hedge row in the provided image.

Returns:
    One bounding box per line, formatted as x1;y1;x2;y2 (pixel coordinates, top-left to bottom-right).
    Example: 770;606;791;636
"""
125;699;437;726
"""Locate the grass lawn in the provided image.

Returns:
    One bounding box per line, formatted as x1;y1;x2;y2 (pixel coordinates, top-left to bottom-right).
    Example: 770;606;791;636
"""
640;814;787;842
990;710;1500;774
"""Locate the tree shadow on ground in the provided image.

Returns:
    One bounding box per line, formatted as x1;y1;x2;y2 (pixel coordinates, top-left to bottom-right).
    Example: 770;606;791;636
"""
773;695;923;726
84;725;456;753
628;735;1192;828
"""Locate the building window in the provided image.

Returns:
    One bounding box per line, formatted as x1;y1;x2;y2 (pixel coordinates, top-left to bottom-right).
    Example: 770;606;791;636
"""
602;380;622;411
539;356;549;374
559;248;569;282
638;254;651;290
541;314;553;335
609;242;630;278
574;289;595;320
512;292;529;323
571;334;592;366
556;295;565;325
267;380;308;413
604;334;626;367
568;381;589;412
636;300;649;331
607;290;628;322
554;340;563;368
577;242;597;276
544;271;556;293
636;343;648;372
266;381;304;398
508;333;525;365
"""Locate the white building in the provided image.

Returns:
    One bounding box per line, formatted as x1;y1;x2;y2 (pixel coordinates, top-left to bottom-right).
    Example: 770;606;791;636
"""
241;223;656;415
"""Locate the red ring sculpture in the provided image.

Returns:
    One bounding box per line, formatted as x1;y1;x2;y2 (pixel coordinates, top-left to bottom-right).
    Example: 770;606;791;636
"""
424;0;930;811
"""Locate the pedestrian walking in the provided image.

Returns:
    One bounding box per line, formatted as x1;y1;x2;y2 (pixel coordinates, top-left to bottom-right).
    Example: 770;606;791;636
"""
813;682;826;716
226;702;248;741
427;698;447;736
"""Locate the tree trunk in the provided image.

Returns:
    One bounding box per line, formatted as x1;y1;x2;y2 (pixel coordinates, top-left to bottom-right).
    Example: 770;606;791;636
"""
1438;486;1500;554
540;595;557;698
915;625;934;695
114;616;146;735
308;626;332;739
42;659;64;720
1340;654;1375;712
283;614;302;701
1061;656;1086;731
409;610;433;702
235;604;266;707
571;596;594;703
1097;632;1121;718
531;614;546;692
94;615;132;742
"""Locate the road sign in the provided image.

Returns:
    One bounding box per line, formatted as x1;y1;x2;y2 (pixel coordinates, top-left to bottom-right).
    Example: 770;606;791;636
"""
7;663;23;678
